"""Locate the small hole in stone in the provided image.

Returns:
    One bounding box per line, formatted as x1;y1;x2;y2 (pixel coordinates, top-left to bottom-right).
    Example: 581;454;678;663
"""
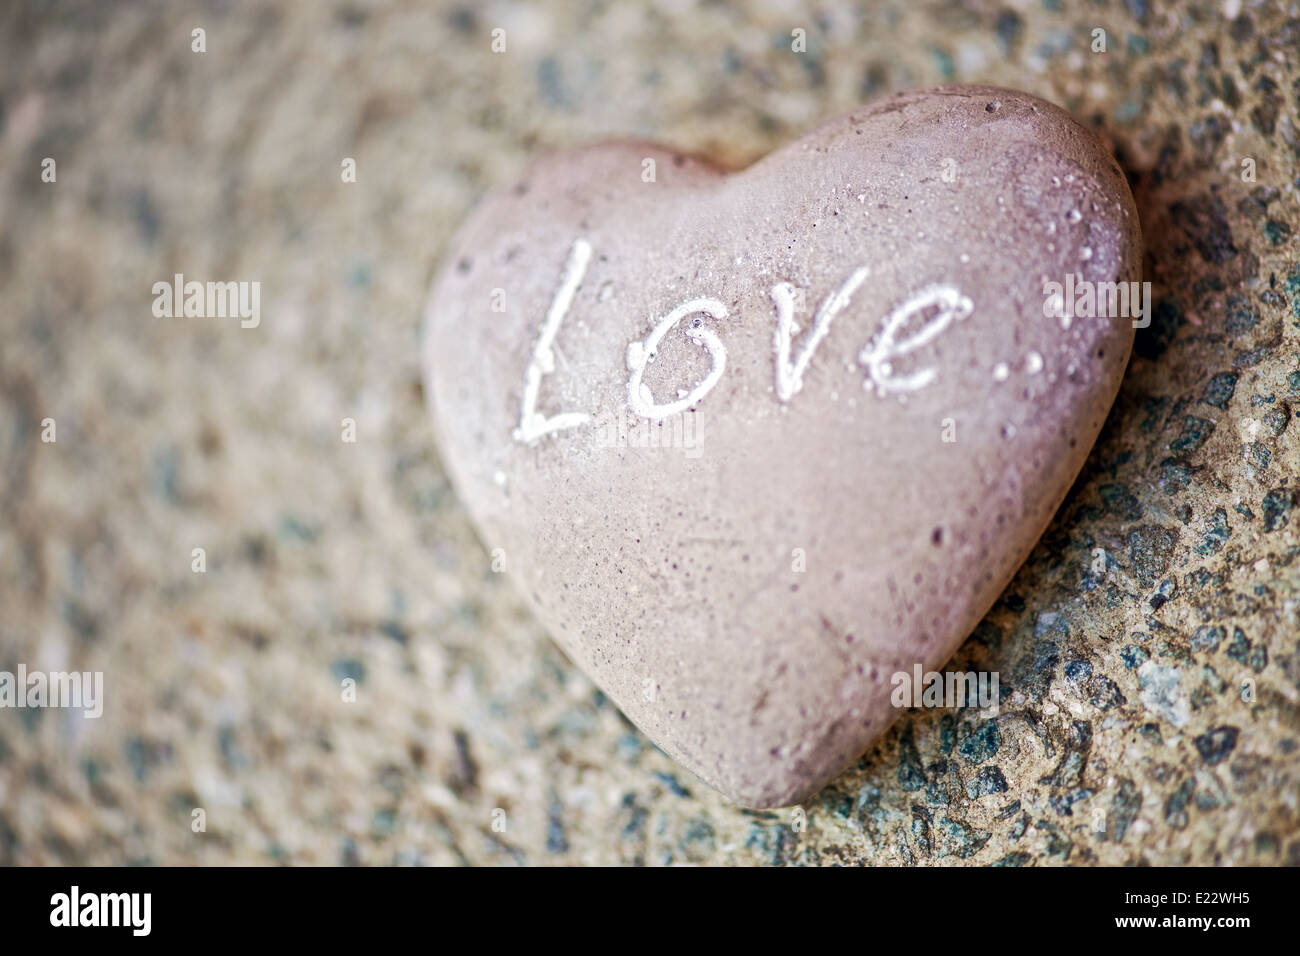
932;527;944;546
986;101;1001;112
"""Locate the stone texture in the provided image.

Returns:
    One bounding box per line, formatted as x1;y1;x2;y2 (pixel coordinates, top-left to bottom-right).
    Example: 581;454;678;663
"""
425;86;1141;806
0;0;1296;865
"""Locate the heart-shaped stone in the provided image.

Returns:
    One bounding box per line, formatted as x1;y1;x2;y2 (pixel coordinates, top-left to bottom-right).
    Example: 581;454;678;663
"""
423;85;1141;808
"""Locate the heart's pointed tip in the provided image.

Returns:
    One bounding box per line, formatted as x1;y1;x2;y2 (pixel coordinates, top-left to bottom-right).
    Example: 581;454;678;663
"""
656;715;886;812
718;779;836;812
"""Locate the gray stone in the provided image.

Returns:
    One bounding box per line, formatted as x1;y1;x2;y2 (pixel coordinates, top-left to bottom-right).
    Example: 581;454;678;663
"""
424;85;1141;807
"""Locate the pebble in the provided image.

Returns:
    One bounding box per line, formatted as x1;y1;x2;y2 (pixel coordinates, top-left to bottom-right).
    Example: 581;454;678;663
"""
423;85;1142;807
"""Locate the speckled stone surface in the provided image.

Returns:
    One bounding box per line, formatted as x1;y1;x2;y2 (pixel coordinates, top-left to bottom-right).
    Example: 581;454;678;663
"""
1;0;1297;865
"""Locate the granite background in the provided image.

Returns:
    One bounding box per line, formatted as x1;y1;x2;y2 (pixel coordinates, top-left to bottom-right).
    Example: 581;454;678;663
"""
0;0;1297;865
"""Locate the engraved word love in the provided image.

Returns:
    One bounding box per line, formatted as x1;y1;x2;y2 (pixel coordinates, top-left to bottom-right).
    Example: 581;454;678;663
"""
513;238;974;444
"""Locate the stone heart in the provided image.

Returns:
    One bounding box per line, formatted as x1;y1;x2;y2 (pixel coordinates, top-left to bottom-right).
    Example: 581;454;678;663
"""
423;85;1141;807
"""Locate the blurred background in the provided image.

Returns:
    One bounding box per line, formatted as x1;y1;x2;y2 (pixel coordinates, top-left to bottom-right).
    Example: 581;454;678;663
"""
0;0;1297;865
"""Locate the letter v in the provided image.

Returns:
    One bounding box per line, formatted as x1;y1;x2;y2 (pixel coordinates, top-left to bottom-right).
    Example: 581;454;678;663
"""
771;267;869;402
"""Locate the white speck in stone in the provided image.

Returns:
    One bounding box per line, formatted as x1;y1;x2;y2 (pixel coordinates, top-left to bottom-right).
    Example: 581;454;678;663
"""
1080;246;1093;260
1138;661;1189;727
959;253;970;263
493;471;507;487
1067;208;1082;223
1025;351;1044;374
993;362;1010;381
1045;289;1064;317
